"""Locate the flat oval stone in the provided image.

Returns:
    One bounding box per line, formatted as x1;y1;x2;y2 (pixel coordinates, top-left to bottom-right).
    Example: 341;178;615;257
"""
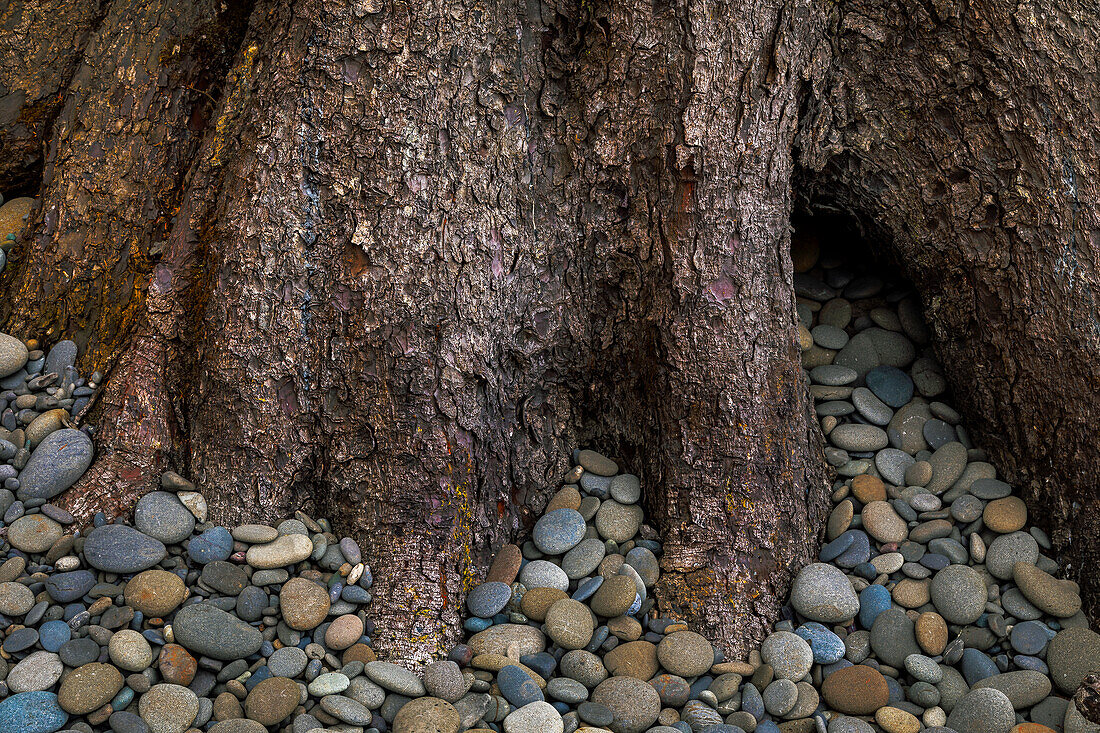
171;603;263;661
821;664;889;715
125;569;187;616
8;514;63;553
44;570;95;603
186;526;234;564
591;676;660;733
945;687;1015;733
7;651;64;693
563;539;605;579
364;661;426;696
875;448;913;485
17;429;94;501
866;365;915;408
244;534;313;569
985;532;1038;580
929;564;986;625
138;683;198;733
83;525;167;574
1012;562;1081;618
279;577;330;630
57;662;124;715
243;676;300;726
830;424;889;452
1047;627;1100;694
811;365;858;386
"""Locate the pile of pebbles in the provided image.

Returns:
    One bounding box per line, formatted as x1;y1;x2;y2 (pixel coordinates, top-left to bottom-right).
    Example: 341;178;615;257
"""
0;207;1093;733
783;238;1100;733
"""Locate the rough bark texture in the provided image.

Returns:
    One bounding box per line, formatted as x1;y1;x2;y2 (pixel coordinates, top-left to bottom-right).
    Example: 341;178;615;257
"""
3;0;832;665
798;0;1100;620
6;0;1099;667
0;0;103;193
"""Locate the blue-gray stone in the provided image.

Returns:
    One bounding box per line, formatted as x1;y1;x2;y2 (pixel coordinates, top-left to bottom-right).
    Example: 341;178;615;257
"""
44;570;95;603
497;665;543;707
37;620;70;652
834;531;871;568
133;491;195;545
795;622;845;664
1009;620;1053;656
186;526;233;564
0;691;68;733
960;648;999;686
17;429;94;501
83;525;166;574
859;584;892;630
43;342;77;378
465;582;512;619
172;602;263;661
532;508;586;555
866;365;914;407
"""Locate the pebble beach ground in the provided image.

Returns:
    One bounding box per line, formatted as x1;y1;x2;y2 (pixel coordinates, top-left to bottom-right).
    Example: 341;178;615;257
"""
0;194;1095;733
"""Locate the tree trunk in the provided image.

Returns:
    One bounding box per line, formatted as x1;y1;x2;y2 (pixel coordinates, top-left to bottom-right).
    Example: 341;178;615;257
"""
797;0;1100;621
2;0;1097;668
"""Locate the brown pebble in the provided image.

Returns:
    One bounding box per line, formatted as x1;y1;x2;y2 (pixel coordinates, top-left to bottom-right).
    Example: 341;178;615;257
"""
984;496;1027;533
915;612;948;656
820;664;889;715
520;588;569;622
546;485;582;512
484;544;522;585
851;475;886;503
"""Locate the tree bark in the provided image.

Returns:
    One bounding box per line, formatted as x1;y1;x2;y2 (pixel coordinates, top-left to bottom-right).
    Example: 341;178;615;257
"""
797;0;1100;621
5;0;1099;668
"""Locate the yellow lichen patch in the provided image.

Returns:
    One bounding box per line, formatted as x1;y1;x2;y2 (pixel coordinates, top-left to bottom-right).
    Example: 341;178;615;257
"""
209;43;259;167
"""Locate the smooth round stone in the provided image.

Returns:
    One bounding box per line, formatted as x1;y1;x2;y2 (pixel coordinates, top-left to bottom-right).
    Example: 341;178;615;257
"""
243;676;300;726
905;461;933;486
467;624;546;657
44;570;94;603
577;450;618;476
624;547;658;587
866;366;914;408
132;491;195;545
972;670;1051;709
858;584;892;630
1010;621;1052;656
171;603;263;661
914;612;948;656
187;526;234;564
110;629;153;672
960;648;999;685
267;646;308;678
851;474;886;503
518;560;569;592
970;478;1012;500
790;562;859;623
830;424;889;452
1047;627;1100;694
308;672;350;697
38;620;70;652
364;661;427;696
320;695;372;725
57;662;124;714
763;678;799;716
949;494;985;523
946;688;1015;733
922;419;957;449
656;631;713;677
232;524;278;543
562;539;605;579
138;684;198;733
760;631;813;681
813;324;850;349
0;691;68;733
17;429;94;501
498;665;544;708
870;608;920;668
985;532;1039;580
811;365;858;386
467;582;512;618
984;497;1027;533
925;442;967;494
589;575;636;617
125;569;187;616
280;577;331;630
909;492;941;512
1013;562;1081;618
861;501;908;543
875;448;913;485
325;613;364;651
1001;588;1042;621
904;653;942;683
603;640;658;680
83;525;167;574
871;552;904;575
929;564;986;624
0;580;35;615
609;474;641;504
834;530;871;568
795;622;845;664
502;700;562;733
8;514;63;553
533;508;587;554
545;599;594;650
58;638;101;667
594;500;643;543
421;660;466;703
7;651;63;693
590;676;660;733
245;534;313;569
821;664;890;715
